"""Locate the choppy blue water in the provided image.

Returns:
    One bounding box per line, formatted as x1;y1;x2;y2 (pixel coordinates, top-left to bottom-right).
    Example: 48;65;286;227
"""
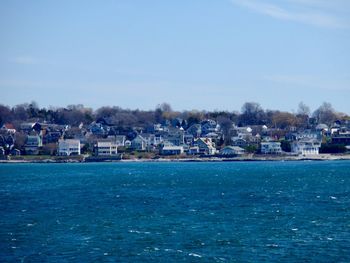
1;161;350;262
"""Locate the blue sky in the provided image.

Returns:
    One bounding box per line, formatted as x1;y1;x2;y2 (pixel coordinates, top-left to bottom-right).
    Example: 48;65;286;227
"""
1;0;349;113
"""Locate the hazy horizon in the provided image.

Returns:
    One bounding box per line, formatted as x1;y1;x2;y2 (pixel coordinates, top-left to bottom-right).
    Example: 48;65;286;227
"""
1;1;349;113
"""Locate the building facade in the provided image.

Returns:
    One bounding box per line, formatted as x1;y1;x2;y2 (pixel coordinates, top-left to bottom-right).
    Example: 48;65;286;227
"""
261;142;282;154
95;141;117;156
58;139;81;156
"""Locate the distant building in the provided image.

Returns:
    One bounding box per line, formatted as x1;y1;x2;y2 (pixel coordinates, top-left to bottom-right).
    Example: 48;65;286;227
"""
231;137;248;148
161;145;184;155
25;135;43;155
332;132;350;145
194;138;216;155
261;142;282;154
188;146;200;155
58;139;81;156
291;139;321;155
1;123;16;134
131;135;147;151
220;146;245;156
95;141;117;156
115;135;126;147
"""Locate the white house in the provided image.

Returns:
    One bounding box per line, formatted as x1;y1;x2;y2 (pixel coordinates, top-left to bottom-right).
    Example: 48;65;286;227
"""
95;141;117;156
291;139;321;155
220;146;245;156
261;142;282;154
161;145;184;155
58;139;81;156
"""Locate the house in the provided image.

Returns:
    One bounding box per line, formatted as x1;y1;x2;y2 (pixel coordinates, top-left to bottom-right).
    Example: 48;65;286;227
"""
291;139;321;155
201;119;219;135
58;139;81;156
186;124;202;138
89;122;107;136
165;127;185;146
332;132;350;145
188;146;200;155
161;145;184;155
95;141;117;156
20;122;42;133
43;129;63;144
24;135;43;155
142;133;163;147
297;130;321;141
231;137;248;148
131;135;147;151
194;138;216;155
184;133;194;145
261;142;282;154
115;135;126;147
220;146;245;156
1;123;16;134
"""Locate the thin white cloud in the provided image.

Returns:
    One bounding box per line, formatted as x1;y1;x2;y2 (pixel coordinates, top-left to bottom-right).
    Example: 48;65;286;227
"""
230;0;348;29
8;56;39;65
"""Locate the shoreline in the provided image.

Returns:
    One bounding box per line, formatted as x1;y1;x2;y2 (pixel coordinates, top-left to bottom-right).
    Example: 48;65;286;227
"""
1;154;350;163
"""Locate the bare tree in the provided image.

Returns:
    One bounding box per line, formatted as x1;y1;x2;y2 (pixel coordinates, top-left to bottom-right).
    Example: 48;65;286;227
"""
297;102;310;116
313;102;337;125
239;102;265;126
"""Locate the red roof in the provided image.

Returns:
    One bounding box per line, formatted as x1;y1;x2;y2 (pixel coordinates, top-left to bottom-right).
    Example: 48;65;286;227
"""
3;123;15;130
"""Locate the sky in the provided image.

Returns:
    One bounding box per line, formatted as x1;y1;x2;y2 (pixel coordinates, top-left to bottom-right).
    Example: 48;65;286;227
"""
1;0;349;113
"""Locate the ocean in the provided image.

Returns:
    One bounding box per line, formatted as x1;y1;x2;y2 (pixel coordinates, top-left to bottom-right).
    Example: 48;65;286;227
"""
1;161;350;262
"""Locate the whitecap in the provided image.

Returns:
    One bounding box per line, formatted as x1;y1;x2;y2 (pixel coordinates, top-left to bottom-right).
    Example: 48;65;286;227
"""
189;253;202;258
129;230;141;234
291;228;298;231
330;196;337;200
266;244;279;247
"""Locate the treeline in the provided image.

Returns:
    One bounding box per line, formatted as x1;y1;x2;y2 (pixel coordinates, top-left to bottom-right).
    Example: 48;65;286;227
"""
0;101;349;130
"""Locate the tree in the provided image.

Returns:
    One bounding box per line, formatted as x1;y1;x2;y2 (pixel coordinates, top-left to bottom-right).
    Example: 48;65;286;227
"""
156;103;172;113
271;111;297;129
313;102;337;125
239;102;265;126
281;140;291;152
0;104;12;124
217;116;233;144
297;102;310;116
